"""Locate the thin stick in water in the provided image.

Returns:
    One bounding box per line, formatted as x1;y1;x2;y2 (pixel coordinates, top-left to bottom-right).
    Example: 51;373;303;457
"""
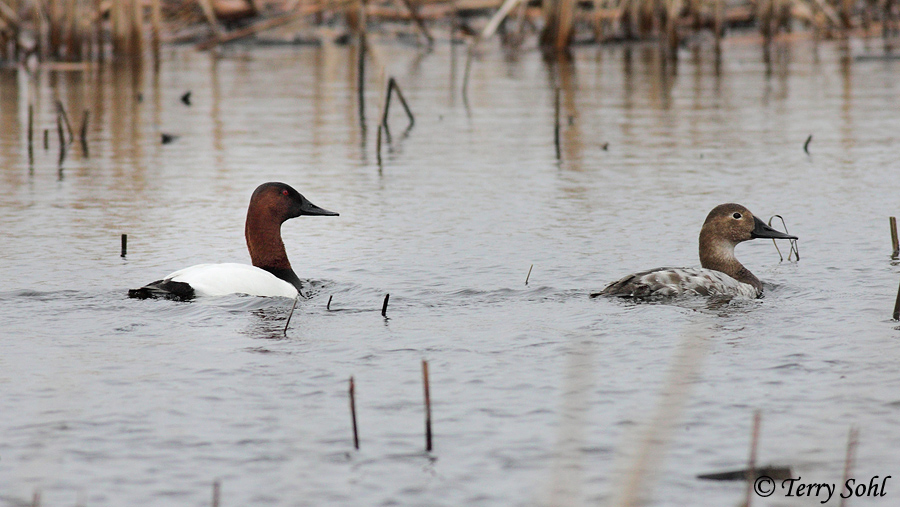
381;293;389;318
890;216;898;258
350;376;360;449
43;129;49;150
121;234;127;257
525;264;533;285
56;100;74;144
284;294;300;335
212;479;220;507
744;410;762;507
56;114;66;167
803;134;812;154
80;110;90;157
554;87;561;160
422;359;432;452
388;78;415;129
28;104;34;164
327;295;333;310
838;427;859;507
893;278;900;321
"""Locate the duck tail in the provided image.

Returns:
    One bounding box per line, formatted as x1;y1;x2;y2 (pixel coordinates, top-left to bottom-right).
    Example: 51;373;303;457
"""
128;279;195;301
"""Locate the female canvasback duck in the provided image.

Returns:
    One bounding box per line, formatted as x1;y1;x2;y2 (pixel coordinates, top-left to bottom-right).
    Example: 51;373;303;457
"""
594;203;797;299
128;182;338;300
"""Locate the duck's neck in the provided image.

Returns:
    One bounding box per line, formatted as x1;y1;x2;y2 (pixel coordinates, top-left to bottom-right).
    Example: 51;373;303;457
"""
699;231;762;291
245;214;302;290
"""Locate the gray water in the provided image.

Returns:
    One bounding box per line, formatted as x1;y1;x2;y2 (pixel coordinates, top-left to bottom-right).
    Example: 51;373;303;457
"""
1;36;899;506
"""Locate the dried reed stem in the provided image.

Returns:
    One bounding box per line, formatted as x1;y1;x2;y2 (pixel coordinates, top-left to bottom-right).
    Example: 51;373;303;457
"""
284;294;300;335
327;295;333;310
56;100;73;144
554;87;561;159
121;234;127;257
80;110;89;156
525;264;533;285
890;216;898;258
893;278;900;321
422;359;432;452
399;0;434;45
839;427;859;507
56;113;66;165
744;410;762;507
43;129;49;150
349;376;360;449
212;479;220;507
381;293;389;317
357;0;367;130
27;103;34;165
803;134;812;154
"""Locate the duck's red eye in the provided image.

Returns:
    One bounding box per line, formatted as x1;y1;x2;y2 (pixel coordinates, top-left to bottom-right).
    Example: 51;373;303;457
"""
282;189;289;196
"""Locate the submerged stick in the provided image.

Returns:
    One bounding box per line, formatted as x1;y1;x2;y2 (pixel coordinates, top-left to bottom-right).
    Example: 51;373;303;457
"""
890;216;898;258
121;234;127;257
744;410;762;507
327;295;333;310
803;134;812;154
350;376;360;449
381;293;390;317
525;264;533;285
80;110;90;157
284;294;300;335
893;278;900;321
422;359;432;452
839;427;859;507
554;87;561;160
212;480;220;507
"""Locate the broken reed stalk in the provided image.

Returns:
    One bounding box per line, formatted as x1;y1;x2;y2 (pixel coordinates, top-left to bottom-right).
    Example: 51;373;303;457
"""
381;293;390;317
121;234;127;257
43;129;49;150
80;110;90;156
27;104;34;164
839;427;859;507
56;101;74;143
525;264;533;285
554;87;561;160
357;0;367;131
803;134;813;154
768;215;799;261
890;216;898;258
349;376;360;449
462;46;473;102
744;410;761;507
327;295;333;310
399;0;434;45
893;278;900;321
380;78;415;132
422;359;432;452
212;480;220;507
56;114;66;165
376;125;383;165
284;294;300;335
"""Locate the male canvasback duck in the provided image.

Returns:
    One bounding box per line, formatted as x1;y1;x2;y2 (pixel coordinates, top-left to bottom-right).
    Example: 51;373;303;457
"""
128;182;338;300
594;203;797;299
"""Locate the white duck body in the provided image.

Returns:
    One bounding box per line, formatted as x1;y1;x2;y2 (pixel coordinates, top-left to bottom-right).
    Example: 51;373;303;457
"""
595;203;797;299
162;263;298;298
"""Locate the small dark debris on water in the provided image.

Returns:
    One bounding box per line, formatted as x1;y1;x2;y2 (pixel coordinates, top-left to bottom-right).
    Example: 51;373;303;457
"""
568;115;575;126
181;91;192;106
803;134;812;154
601;143;609;151
136;93;143;103
161;133;179;144
697;465;793;481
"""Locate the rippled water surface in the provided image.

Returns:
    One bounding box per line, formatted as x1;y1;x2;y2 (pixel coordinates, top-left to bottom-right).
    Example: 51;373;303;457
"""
2;37;900;506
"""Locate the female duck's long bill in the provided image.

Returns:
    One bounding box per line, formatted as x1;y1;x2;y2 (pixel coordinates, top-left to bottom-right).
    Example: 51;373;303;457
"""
751;216;797;240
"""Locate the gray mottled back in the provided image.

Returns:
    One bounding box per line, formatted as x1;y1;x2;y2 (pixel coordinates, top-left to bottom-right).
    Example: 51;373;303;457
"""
593;267;760;299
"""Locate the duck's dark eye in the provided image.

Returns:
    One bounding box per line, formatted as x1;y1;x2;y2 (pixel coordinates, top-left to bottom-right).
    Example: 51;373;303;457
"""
282;189;290;196
732;212;742;219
